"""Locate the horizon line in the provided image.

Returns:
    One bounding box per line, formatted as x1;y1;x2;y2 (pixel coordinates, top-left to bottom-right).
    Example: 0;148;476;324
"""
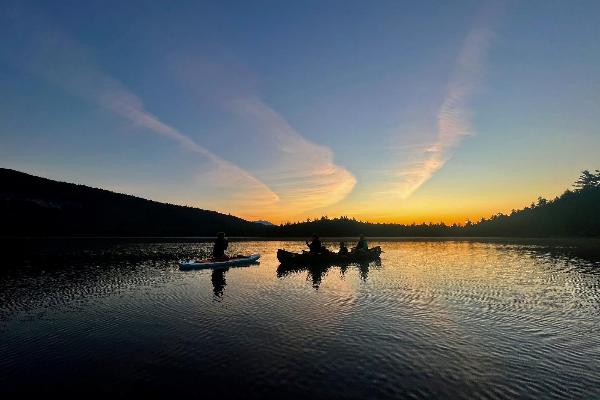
1;166;577;227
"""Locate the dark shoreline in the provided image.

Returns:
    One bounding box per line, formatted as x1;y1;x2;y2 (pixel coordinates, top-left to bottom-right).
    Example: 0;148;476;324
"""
2;235;599;241
4;237;599;265
3;168;600;239
3;236;599;255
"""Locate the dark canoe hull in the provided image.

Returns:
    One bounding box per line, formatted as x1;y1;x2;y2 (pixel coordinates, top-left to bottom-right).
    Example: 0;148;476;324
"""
277;246;382;265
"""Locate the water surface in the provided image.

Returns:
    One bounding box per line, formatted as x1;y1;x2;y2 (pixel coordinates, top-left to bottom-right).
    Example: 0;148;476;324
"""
1;239;599;398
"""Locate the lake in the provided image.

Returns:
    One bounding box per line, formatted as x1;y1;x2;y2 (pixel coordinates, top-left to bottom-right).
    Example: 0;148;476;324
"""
1;238;599;399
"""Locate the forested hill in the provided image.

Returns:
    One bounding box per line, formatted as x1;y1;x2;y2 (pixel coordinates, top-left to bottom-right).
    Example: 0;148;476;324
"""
0;168;267;236
1;168;599;237
277;170;600;237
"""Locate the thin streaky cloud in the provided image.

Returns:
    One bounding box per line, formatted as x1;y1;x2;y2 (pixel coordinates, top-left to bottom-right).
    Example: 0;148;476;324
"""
230;97;356;215
173;55;357;217
9;8;356;219
388;2;503;199
5;12;279;210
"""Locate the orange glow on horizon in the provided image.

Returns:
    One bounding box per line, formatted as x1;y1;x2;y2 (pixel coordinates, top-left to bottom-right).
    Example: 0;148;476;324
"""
224;187;567;226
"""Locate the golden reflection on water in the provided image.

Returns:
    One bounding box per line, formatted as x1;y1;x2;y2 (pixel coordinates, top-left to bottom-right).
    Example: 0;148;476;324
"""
2;239;600;398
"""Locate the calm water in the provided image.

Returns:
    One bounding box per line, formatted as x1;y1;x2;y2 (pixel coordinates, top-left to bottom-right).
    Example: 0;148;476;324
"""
1;239;600;399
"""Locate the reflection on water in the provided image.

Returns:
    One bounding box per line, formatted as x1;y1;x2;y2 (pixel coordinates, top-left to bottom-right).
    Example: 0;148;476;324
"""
1;238;600;399
211;268;228;298
208;264;259;298
277;260;381;289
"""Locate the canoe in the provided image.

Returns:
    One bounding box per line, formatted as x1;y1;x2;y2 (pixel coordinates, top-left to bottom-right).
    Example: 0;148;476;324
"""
277;246;382;265
179;254;260;270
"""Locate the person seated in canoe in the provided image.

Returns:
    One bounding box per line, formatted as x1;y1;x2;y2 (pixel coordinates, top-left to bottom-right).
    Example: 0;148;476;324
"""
353;234;369;253
306;234;322;254
338;241;349;255
213;232;229;259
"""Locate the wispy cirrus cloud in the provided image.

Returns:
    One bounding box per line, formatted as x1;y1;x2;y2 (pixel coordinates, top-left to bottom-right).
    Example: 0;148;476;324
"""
3;9;279;211
387;2;503;198
4;5;355;220
173;56;356;218
230;97;356;215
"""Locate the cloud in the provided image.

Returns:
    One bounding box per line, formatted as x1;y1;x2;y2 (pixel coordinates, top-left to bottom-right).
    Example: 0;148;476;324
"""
95;86;279;209
4;10;279;211
4;7;355;220
173;56;357;218
230;97;356;215
387;2;503;198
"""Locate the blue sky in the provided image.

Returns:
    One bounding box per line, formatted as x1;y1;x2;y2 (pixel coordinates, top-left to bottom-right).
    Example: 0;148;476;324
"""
1;0;599;222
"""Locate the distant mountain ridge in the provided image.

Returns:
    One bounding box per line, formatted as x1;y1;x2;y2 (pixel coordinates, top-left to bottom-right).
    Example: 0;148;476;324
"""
0;168;268;237
253;220;274;226
1;168;598;237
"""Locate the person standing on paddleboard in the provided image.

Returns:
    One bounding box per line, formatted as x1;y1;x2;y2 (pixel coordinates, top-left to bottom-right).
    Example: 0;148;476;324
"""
213;232;229;259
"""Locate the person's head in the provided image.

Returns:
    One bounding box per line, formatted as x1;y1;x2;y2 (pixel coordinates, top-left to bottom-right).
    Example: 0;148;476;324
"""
359;234;365;240
340;241;346;247
312;233;318;240
217;232;226;239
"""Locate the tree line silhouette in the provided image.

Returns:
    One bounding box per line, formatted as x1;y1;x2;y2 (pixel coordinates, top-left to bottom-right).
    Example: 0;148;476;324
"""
0;168;265;237
274;170;600;237
1;168;599;237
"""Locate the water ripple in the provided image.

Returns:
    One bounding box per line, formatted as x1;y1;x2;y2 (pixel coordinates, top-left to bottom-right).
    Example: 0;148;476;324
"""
1;239;599;398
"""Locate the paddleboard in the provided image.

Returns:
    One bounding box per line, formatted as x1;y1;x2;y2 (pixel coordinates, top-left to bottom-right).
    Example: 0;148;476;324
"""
179;254;260;270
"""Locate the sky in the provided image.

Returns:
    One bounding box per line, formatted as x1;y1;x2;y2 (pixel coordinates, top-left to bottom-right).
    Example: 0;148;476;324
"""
1;0;599;224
